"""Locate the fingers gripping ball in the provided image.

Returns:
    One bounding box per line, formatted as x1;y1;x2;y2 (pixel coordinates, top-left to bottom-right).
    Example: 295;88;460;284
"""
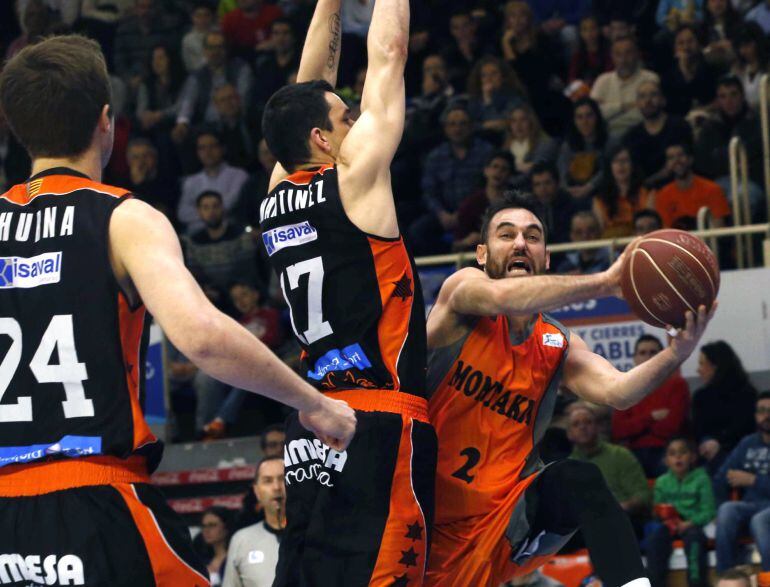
620;229;720;329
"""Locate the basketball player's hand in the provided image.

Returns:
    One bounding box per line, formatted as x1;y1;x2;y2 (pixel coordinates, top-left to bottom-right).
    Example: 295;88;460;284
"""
668;302;718;361
604;237;642;298
299;397;357;451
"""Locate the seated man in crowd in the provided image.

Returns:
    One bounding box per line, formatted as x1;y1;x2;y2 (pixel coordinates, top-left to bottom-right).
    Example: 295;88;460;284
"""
568;402;652;536
556;211;612;275
612;334;690;477
714;391;770;583
531;162;586;246
656;141;731;228
633;209;663;235
212;83;259;171
124;137;179;218
224;456;285;587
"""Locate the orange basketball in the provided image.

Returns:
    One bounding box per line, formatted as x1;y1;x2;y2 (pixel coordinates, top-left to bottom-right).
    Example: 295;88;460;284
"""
620;229;720;329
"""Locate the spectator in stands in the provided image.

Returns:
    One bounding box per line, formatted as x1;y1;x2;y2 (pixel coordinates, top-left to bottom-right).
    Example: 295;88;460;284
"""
5;0;55;61
593;144;655;238
656;0;704;30
124;138;179;217
409;104;493;256
174;31;256;140
633;209;664;235
693;340;757;476
135;44;185;135
745;0;770;34
500;1;568;137
504;104;559;178
178;130;250;232
235;138;276;228
694;75;764;222
221;0;283;60
452;151;514;251
442;11;487;93
656;141;731;228
647;437;716;587
113;0;179;87
253;18;299;106
224;457;285;587
568;15;612;87
557;97;607;202
556;211;612;274
200;506;233;586
568;403;652;533
261;423;286;458
530;162;583;245
79;0;131;67
702;0;741;72
612;335;691;477
623;79;693;189
212;84;258;170
182;2;216;73
527;0;590;58
230;282;283;350
591;35;660;138
717;569;752;587
714;391;770;579
661;25;718;118
732;22;770;111
466;56;527;137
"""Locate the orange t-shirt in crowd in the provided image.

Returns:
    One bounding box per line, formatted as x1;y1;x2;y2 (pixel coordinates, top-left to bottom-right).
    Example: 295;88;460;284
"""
593;187;654;238
655;175;730;227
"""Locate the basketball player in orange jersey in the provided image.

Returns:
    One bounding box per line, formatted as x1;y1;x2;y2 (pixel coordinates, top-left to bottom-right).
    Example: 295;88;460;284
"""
259;0;437;584
0;36;354;586
425;192;715;587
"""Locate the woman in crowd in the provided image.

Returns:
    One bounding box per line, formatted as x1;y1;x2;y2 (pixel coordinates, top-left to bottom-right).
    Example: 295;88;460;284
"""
136;44;186;134
467;56;527;138
558;96;607;203
702;0;741;72
199;506;232;586
503;104;559;177
594;144;655;238
568;15;612;87
693;340;757;476
732;22;769;110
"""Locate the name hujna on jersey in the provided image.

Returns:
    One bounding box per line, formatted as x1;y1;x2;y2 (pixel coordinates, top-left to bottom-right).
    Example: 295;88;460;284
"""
259;180;326;223
0;205;75;243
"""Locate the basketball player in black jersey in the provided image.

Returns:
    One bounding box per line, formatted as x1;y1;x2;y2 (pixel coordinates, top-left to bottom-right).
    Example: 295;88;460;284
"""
0;36;354;586
260;0;437;585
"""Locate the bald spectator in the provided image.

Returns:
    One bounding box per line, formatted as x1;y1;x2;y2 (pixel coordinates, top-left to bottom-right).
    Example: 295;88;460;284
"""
591;36;660;138
623;79;692;189
556;211;612;274
221;0;283;60
656;142;731;228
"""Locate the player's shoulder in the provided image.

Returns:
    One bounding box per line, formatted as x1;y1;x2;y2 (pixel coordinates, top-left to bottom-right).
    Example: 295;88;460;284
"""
2;175;130;205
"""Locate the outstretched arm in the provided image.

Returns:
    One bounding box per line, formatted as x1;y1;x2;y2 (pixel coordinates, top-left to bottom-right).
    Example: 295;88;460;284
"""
564;305;715;410
296;0;342;86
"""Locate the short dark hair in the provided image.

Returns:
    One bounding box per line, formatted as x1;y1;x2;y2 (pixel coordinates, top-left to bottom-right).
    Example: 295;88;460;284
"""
254;456;283;483
260;423;285;450
674;23;702;45
635;334;663;353
633;209;662;228
485;150;514;169
196;190;223;207
665;140;693;157
480;190;548;244
196;127;223;146
530;161;559;181
262;80;334;171
440;102;471;124
717;74;745;95
0;35;111;159
718;569;751;587
666;435;696;452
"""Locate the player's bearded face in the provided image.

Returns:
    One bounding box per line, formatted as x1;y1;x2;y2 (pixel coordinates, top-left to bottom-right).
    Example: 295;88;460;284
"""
478;209;548;279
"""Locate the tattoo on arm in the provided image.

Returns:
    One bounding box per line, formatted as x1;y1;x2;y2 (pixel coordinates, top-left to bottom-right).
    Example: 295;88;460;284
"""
327;13;341;70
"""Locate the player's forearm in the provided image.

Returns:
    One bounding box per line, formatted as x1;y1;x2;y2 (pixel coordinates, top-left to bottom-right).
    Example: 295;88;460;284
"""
367;0;409;69
180;311;322;414
296;0;342;85
607;348;682;410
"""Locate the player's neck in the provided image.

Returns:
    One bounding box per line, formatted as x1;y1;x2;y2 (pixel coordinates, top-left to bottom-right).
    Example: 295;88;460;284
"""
31;152;102;183
507;313;537;345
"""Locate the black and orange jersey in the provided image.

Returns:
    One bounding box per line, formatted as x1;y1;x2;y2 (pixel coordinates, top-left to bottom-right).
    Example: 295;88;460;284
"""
0;168;160;471
259;165;427;398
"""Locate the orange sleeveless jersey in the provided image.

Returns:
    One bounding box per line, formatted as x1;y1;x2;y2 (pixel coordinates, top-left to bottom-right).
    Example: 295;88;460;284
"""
425;313;569;587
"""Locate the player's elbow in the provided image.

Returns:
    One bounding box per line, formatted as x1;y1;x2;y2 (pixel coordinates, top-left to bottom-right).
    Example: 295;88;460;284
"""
370;35;408;65
608;393;636;411
172;314;223;364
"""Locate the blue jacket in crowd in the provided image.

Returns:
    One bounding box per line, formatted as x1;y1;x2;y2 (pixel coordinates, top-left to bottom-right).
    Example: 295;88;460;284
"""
714;433;770;503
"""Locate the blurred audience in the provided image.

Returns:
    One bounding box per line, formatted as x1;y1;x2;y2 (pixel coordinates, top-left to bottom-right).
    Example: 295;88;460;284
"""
556;211;612;274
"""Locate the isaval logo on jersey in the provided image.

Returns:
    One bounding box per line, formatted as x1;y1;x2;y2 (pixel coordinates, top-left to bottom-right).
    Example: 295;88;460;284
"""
0;252;62;289
262;221;317;256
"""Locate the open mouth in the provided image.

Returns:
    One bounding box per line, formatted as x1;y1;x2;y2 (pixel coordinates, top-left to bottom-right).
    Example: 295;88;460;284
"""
507;258;532;275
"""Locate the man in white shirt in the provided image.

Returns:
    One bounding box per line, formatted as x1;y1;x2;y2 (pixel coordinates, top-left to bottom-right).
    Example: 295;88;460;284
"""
224;457;285;587
590;35;659;138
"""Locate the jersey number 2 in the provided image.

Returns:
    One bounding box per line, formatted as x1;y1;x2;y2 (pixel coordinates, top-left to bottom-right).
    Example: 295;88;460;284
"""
0;315;92;422
451;447;481;484
280;257;333;345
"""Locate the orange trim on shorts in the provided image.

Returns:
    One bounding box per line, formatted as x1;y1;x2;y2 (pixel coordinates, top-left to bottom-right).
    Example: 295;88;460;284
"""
369;418;428;586
324;389;429;423
115;484;211;587
0;456;150;496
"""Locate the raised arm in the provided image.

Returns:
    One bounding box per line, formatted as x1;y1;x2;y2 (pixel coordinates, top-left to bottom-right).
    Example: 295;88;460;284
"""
296;0;342;86
563;305;714;410
109;199;356;450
